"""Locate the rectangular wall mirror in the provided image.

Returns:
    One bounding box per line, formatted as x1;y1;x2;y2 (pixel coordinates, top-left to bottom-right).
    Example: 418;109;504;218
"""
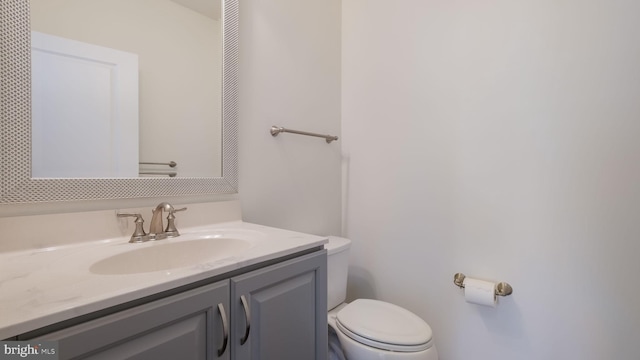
0;0;238;204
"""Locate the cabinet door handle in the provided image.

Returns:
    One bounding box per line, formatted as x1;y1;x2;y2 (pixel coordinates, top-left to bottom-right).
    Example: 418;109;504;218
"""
240;295;251;345
217;303;229;357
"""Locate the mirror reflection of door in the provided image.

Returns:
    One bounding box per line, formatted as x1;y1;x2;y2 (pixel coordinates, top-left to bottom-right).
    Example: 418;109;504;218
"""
30;0;223;178
31;31;139;178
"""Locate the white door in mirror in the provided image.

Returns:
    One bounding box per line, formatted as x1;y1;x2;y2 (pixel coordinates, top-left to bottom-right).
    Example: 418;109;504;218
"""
31;31;139;178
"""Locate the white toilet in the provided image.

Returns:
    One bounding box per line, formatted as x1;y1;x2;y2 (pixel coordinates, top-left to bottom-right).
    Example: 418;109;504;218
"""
326;236;438;360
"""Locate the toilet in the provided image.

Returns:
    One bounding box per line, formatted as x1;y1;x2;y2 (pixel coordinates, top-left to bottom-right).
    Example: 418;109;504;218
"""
326;236;438;360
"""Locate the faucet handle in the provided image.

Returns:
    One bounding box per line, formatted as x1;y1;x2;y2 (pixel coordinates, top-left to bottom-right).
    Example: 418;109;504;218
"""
165;207;187;237
117;213;151;243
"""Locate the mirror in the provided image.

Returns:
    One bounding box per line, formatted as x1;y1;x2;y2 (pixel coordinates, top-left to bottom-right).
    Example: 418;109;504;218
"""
31;0;222;178
0;0;238;203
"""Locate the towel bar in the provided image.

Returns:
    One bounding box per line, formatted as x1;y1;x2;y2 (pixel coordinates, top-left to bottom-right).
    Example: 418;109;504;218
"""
270;126;338;144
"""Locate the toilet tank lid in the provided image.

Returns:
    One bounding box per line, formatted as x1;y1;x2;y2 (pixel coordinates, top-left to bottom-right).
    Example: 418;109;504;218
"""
325;236;351;255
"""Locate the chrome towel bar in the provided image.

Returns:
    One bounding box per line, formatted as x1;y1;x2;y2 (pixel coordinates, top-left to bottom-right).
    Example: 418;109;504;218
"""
139;171;177;177
453;273;513;297
139;161;177;168
270;126;338;144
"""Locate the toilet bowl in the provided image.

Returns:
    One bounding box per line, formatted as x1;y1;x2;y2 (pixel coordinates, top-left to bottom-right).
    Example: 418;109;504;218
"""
326;237;438;360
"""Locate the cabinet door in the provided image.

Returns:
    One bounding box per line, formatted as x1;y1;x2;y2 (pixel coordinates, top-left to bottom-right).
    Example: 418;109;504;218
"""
231;251;327;360
33;281;231;360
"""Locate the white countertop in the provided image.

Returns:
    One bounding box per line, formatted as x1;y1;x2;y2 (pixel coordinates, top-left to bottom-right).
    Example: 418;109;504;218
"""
0;221;327;339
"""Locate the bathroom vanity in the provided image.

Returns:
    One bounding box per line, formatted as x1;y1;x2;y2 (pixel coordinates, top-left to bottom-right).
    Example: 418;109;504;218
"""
0;220;328;360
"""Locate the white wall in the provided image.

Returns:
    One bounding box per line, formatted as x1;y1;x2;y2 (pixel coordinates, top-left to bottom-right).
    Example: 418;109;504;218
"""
342;1;640;359
238;0;342;236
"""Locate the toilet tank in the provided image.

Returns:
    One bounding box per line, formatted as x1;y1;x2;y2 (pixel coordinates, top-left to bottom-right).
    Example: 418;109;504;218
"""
325;236;351;311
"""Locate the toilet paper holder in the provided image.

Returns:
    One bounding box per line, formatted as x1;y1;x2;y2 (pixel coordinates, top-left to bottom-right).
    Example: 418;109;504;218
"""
453;273;513;297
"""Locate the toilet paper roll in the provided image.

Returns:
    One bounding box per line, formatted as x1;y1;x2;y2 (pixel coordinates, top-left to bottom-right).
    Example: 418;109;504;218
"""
463;277;497;307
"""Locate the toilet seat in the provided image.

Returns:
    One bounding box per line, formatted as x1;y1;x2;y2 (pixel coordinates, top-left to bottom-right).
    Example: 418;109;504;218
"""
335;299;433;353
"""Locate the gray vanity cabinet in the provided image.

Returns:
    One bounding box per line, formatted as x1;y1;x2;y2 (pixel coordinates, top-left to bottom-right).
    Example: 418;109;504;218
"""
231;251;328;360
27;250;326;360
33;280;230;360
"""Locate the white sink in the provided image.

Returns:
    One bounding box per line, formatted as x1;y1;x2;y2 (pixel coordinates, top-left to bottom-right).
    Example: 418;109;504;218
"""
90;237;252;275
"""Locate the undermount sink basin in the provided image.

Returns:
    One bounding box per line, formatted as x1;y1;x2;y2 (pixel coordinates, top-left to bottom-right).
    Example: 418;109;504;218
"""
90;237;252;275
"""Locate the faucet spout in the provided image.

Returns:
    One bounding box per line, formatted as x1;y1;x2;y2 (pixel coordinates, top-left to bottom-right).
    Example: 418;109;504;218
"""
149;202;175;240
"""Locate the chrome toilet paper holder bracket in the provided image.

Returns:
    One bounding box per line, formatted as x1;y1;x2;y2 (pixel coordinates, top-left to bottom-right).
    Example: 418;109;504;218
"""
453;273;513;297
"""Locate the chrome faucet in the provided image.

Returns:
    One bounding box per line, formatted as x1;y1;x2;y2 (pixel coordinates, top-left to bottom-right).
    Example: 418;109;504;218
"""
149;202;187;240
